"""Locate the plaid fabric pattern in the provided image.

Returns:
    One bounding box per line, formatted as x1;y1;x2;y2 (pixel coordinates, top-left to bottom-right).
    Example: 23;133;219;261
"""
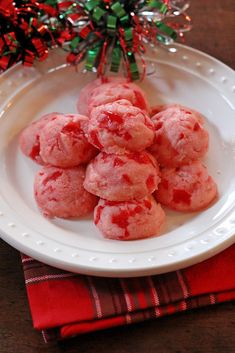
22;244;235;342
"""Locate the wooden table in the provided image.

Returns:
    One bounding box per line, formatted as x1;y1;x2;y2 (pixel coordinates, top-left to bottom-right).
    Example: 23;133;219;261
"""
1;1;235;352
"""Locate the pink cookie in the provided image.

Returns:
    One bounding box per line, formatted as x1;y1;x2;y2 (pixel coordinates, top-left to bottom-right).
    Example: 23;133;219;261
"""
88;100;154;153
39;114;97;168
34;165;98;218
79;79;149;116
149;106;209;167
77;77;129;115
94;196;165;240
19;112;60;164
155;161;217;212
77;79;104;116
84;151;160;201
150;104;204;124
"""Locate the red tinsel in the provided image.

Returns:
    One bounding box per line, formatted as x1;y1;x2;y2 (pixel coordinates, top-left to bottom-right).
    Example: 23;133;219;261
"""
0;0;191;79
0;0;56;71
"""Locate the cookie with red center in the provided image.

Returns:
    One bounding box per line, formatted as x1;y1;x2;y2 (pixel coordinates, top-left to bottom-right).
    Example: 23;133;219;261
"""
39;114;97;168
19;112;61;164
150;104;205;124
34;165;98;218
77;77;127;115
149;105;209;167
78;77;150;116
94;196;165;240
88;100;154;153
155;161;217;212
84;151;160;201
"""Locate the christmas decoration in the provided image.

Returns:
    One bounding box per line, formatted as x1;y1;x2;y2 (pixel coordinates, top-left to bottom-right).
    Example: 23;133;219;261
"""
0;0;191;79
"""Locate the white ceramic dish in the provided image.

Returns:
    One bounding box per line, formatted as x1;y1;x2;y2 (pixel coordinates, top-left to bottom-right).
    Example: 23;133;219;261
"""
0;44;235;277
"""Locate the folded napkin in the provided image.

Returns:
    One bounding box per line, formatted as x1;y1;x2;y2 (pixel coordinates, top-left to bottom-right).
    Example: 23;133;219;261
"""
22;244;235;342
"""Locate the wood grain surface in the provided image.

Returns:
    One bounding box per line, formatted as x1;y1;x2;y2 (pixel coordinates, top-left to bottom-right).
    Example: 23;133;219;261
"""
0;1;235;352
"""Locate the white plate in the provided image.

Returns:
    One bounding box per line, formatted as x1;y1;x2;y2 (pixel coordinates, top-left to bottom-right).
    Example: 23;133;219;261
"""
0;44;235;277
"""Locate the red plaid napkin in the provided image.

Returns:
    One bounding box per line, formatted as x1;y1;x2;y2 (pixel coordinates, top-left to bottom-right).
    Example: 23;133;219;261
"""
22;244;235;342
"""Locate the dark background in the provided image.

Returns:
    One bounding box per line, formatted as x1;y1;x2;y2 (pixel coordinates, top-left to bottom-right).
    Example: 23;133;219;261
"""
1;1;235;352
